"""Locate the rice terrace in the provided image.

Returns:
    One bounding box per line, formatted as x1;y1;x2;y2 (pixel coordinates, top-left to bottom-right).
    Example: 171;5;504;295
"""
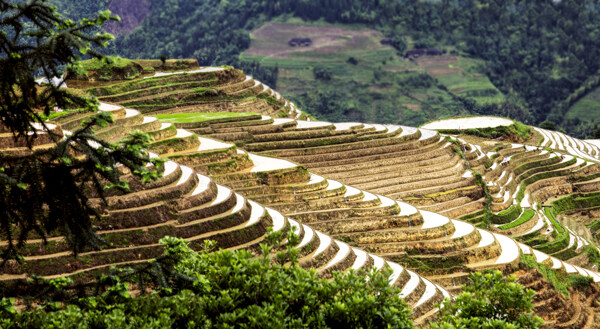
4;0;600;328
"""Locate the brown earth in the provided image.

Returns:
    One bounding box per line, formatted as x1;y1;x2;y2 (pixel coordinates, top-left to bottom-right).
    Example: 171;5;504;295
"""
403;103;422;111
105;0;150;36
428;67;462;75
415;55;459;68
245;22;388;58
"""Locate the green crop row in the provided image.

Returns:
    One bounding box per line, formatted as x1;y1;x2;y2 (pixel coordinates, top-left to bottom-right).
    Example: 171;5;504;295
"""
552;192;600;214
498;209;535;230
491;205;521;224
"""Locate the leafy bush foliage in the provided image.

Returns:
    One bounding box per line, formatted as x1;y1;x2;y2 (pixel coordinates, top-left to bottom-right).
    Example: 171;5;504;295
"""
568;275;593;290
431;270;543;329
0;232;414;328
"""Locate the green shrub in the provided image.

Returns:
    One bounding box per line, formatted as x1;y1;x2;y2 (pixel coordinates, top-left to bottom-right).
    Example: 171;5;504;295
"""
431;270;543;328
521;255;568;296
584;245;600;265
552;192;600;214
568;275;593;290
589;220;600;234
0;234;415;329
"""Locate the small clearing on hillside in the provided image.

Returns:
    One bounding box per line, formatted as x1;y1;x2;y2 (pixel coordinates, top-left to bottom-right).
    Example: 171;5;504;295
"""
245;22;387;58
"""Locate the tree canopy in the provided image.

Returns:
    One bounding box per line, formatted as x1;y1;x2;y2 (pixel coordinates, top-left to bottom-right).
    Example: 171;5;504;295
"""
0;233;416;329
0;0;162;260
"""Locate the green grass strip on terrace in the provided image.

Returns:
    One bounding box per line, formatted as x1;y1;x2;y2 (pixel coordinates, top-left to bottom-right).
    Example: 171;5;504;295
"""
154;112;259;123
498;209;535;230
544;207;565;234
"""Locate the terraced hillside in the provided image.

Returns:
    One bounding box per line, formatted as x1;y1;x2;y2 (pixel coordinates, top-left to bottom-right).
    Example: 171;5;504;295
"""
80;64;486;220
106;66;600;280
82;64;305;121
9;61;600;325
7;99;594;326
70;61;600;269
2;103;454;324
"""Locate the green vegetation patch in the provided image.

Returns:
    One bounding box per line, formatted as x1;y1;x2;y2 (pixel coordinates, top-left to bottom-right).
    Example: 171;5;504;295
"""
0;235;415;328
491;205;522;225
544;207;565;234
521;254;568;296
437;121;531;142
419;56;505;105
154;112;258;123
498;209;535;230
552;192;600;214
71;57;143;81
566;85;600;128
534;231;569;255
79;57;134;71
241;20;475;126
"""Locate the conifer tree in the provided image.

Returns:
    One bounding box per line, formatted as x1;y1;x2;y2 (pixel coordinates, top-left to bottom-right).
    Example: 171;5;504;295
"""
0;0;162;260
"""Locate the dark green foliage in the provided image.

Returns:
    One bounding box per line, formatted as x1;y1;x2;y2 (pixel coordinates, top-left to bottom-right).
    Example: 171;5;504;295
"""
0;0;163;259
237;61;278;88
593;124;600;138
0;0;115;139
552;192;600;214
313;66;333;81
74;57;142;81
431;270;543;329
567;275;593;290
540;121;556;131
535;232;569;255
0;234;415;328
583;245;600;266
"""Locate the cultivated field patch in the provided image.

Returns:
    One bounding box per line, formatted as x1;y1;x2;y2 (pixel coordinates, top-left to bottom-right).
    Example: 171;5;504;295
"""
566;86;600;126
245;22;387;59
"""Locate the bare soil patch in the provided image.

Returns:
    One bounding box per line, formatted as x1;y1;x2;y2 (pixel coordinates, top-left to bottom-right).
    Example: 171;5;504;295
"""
403;103;422;111
105;0;150;36
427;67;462;75
245;22;387;59
415;55;459;68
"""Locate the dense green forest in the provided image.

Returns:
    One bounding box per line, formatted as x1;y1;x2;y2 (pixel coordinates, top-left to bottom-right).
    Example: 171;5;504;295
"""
50;0;600;138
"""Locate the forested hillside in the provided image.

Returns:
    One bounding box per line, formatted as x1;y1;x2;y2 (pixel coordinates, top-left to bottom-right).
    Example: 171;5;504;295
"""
51;0;600;137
